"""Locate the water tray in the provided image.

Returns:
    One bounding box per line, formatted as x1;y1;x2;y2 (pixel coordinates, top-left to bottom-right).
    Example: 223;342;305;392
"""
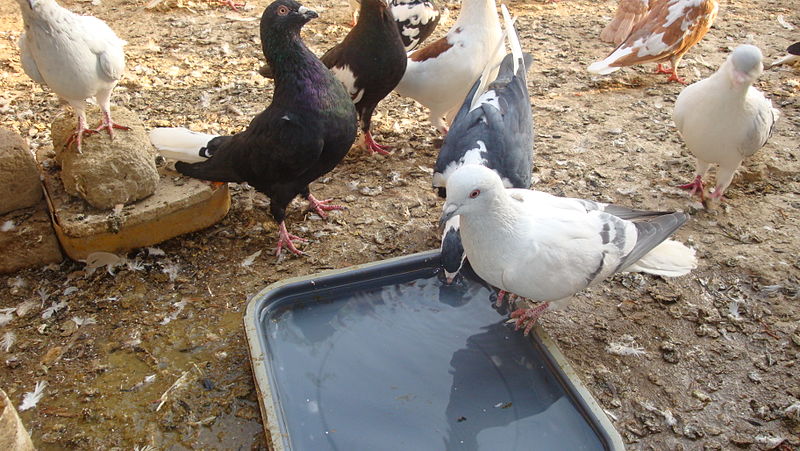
244;251;624;451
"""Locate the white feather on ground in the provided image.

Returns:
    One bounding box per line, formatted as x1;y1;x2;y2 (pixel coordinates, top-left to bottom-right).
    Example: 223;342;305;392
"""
19;380;47;411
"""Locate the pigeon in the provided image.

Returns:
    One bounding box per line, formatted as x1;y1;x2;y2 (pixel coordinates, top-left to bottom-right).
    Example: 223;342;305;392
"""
600;0;650;46
149;0;358;256
349;0;442;51
391;0;443;52
433;5;534;284
321;0;408;155
394;0;503;134
673;44;779;201
769;41;800;68
588;0;719;83
16;0;129;152
440;164;697;334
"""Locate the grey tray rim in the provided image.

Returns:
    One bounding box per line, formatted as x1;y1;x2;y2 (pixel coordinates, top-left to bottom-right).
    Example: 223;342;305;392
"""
243;250;625;451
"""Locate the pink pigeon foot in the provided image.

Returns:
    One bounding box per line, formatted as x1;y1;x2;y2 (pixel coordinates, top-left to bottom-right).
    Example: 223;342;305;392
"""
655;63;686;84
213;0;245;10
307;194;346;219
510;301;551;336
708;186;726;200
275;221;307;256
678;175;705;200
363;130;390;155
64;119;97;153
92;114;130;141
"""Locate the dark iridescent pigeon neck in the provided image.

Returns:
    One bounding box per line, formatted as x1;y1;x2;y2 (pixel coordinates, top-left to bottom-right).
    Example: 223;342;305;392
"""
262;28;336;109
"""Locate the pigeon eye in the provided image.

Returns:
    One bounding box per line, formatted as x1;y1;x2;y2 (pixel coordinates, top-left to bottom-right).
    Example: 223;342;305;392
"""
277;5;290;15
469;189;480;199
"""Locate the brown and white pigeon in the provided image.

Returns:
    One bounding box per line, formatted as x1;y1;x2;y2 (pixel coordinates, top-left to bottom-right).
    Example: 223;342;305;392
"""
673;44;780;201
393;0;503;134
600;0;650;46
16;0;128;152
588;0;718;83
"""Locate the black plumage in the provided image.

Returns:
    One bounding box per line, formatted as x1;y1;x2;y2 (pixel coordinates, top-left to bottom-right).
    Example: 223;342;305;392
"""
433;51;535;284
156;0;357;256
320;0;407;154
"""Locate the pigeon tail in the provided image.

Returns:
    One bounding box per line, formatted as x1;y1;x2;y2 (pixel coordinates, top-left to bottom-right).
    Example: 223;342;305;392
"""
625;239;697;277
149;127;219;164
588;58;623;75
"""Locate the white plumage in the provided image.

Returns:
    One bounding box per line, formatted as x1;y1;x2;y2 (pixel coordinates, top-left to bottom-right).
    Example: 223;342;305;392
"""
148;127;219;164
393;0;503;134
440;165;696;333
673;44;780;200
16;0;128;152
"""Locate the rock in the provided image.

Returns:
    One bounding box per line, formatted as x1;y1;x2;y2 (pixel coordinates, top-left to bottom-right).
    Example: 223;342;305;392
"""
0;127;42;215
51;106;158;210
0;201;63;274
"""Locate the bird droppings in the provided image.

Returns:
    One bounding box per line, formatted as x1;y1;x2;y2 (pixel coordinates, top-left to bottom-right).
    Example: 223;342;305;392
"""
0;0;798;449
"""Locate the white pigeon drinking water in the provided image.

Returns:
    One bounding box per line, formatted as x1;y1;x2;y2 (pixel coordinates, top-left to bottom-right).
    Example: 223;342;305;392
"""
16;0;128;152
673;44;780;201
440;165;697;335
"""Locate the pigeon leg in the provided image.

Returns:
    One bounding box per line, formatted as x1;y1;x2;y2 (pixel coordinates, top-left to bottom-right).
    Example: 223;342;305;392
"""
678;175;706;200
709;166;736;200
63;109;97;153
92;109;131;140
306;193;346;219
510;301;551;336
362;130;391;155
275;221;307;256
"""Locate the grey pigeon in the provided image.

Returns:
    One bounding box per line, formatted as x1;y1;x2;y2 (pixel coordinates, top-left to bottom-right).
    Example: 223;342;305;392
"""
16;0;128;152
433;5;533;284
440;165;696;335
674;44;780;201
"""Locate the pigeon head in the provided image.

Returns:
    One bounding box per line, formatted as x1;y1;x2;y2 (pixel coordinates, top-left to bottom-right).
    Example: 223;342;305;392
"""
439;165;505;229
261;0;318;35
728;44;763;87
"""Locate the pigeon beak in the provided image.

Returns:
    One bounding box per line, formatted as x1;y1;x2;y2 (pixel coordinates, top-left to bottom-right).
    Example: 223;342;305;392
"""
297;6;318;20
439;202;460;232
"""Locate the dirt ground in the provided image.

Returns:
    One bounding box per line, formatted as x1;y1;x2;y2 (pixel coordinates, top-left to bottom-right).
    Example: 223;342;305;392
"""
1;0;798;449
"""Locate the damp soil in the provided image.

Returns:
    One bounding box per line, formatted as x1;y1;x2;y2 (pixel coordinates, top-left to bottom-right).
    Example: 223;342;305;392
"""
0;0;799;449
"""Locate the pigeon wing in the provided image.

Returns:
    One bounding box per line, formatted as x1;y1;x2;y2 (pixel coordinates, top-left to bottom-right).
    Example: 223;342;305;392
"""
18;33;45;85
78;15;126;81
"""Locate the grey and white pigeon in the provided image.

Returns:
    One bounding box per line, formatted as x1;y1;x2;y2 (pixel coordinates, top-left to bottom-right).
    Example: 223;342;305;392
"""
769;41;800;68
393;0;503;134
674;44;780;201
440;165;697;334
433;4;533;284
16;0;128;152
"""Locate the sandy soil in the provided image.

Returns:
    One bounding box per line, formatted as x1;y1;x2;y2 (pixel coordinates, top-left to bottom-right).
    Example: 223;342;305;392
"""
0;0;798;449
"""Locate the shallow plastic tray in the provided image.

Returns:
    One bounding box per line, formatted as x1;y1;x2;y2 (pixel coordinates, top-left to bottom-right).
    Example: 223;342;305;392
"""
244;251;624;451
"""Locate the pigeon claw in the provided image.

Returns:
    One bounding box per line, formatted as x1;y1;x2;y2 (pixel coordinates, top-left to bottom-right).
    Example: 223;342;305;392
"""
678;175;705;200
275;222;307;257
655;64;687;84
510;301;550;336
64;128;98;153
363;131;391;155
93;120;131;141
307;194;346;219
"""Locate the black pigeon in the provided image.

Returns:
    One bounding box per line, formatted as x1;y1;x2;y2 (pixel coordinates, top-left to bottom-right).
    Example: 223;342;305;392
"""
149;0;357;256
432;6;534;283
320;0;407;155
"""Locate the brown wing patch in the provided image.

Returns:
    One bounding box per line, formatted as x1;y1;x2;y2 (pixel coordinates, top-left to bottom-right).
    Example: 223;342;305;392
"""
608;0;718;67
410;36;453;62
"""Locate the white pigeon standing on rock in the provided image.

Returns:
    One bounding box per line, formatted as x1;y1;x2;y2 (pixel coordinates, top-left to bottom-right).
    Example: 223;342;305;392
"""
440;165;697;335
393;0;503;134
16;0;128;152
673;44;780;201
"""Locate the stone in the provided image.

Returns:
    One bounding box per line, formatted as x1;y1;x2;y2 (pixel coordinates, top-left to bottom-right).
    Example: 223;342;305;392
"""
51;105;159;210
0;201;63;274
0;127;42;215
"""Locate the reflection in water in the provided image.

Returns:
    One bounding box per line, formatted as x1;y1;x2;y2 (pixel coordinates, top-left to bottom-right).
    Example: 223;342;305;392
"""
260;269;605;450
